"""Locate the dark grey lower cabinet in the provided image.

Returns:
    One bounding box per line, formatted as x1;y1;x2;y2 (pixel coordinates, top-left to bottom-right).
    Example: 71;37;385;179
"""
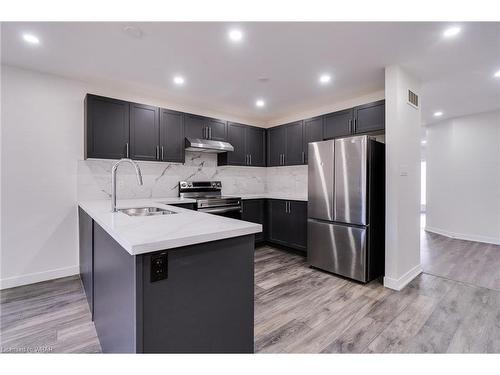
80;208;254;353
241;199;265;243
78;207;93;318
267;199;307;253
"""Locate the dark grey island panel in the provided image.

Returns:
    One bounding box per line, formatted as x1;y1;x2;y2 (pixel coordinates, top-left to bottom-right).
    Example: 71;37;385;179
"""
79;208;254;353
142;235;254;353
93;223;142;353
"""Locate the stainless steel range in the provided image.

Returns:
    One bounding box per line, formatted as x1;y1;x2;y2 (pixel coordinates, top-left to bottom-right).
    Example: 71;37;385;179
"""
179;181;242;219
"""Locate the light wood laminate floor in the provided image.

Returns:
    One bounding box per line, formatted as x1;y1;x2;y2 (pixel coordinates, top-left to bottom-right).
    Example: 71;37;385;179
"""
421;230;500;292
2;241;500;353
254;246;500;353
0;276;101;353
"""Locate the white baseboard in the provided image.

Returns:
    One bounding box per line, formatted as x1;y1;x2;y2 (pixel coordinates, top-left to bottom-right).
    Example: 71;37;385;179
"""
0;265;79;290
425;226;500;245
384;264;423;291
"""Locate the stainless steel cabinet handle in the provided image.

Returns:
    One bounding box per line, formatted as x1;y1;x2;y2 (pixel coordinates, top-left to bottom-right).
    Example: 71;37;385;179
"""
161;146;164;161
156;146;159;160
348;119;352;133
249;154;252;165
302;151;305;164
126;142;129;158
208;127;212;139
353;118;357;132
204;127;208;139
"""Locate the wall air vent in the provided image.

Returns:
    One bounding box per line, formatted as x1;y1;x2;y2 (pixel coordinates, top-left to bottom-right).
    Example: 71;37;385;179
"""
407;89;419;109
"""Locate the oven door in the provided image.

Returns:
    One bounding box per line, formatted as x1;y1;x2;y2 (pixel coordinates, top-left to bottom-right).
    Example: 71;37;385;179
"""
198;206;242;220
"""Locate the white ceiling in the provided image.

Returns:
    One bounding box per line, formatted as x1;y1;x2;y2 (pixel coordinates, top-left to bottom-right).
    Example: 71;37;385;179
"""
1;22;499;125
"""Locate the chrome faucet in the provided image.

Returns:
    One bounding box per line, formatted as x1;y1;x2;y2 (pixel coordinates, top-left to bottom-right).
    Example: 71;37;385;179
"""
111;158;143;212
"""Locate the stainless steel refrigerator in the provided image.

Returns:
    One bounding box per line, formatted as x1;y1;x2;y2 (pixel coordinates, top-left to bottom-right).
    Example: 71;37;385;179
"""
307;135;385;283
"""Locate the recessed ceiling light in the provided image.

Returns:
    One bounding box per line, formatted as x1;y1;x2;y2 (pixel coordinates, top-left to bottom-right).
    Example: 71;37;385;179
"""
319;74;331;84
173;76;185;85
228;29;243;42
22;33;40;45
443;26;461;38
433;111;443;117
255;99;265;108
494;70;500;78
421;140;427;145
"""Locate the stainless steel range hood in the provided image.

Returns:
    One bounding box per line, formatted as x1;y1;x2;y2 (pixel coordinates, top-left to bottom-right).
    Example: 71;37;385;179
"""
185;138;234;153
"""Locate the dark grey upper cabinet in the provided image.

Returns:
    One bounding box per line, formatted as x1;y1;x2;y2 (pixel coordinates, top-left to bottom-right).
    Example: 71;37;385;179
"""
303;116;323;163
284;121;305;166
353;100;385;134
323;108;353;140
218;123;265;167
225;122;247;166
245;126;265;167
85;94;130;159
207;118;227;141
184;114;227;141
129;102;160;161
267;126;286;166
160;109;184;163
184;114;206;139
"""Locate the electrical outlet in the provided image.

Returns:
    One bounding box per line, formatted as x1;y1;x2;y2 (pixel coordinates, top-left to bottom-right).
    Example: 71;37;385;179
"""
151;252;168;282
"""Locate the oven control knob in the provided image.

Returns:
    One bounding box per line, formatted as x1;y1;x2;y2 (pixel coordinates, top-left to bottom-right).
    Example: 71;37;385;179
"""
216;182;221;187
180;182;187;188
212;182;217;187
187;182;193;187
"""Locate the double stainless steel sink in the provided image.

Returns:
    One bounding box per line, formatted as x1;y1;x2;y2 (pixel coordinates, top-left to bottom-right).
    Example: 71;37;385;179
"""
118;207;177;217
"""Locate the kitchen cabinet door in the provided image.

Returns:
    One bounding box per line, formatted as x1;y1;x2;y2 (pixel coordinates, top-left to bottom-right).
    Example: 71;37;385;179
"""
85;94;130;159
354;100;385;134
225;122;247;166
129;102;160;161
323;108;353;140
184;114;207;139
284;121;305;166
207;118;227;141
267;199;290;246
303;116;323;163
160;109;184;163
245;126;266;167
79;207;94;318
267;126;286;167
288;201;307;253
242;199;266;243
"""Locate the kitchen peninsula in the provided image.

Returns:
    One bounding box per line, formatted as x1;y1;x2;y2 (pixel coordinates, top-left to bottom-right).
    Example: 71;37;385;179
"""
78;197;261;353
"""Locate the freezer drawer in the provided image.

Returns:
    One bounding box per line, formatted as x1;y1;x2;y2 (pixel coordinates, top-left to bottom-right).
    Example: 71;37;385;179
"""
307;219;367;282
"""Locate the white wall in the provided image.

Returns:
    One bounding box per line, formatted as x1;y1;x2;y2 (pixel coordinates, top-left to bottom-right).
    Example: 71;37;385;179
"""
425;110;500;244
384;65;422;291
1;65;85;288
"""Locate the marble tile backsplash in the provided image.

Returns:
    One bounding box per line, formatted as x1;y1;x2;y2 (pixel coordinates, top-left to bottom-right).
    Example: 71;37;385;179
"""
77;152;307;201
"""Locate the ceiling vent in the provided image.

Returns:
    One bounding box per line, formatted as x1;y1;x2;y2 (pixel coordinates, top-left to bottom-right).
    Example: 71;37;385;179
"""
407;89;419;109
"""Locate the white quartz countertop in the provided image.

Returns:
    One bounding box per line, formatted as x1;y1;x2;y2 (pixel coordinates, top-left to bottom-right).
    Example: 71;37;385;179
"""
78;197;262;256
230;193;308;202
